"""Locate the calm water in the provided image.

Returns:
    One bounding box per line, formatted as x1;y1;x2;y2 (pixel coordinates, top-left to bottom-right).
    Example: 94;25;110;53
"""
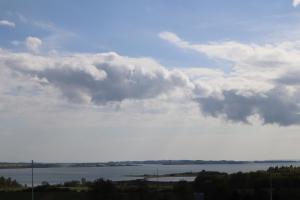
0;162;299;185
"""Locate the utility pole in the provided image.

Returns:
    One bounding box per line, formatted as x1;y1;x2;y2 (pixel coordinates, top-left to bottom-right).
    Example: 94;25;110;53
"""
32;160;34;200
156;168;159;192
270;171;273;200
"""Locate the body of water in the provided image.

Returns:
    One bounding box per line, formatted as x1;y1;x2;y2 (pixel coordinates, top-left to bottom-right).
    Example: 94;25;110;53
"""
0;162;299;185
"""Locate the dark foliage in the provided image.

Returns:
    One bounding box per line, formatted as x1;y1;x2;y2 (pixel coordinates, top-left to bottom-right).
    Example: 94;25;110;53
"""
0;176;22;190
3;166;300;199
88;178;119;200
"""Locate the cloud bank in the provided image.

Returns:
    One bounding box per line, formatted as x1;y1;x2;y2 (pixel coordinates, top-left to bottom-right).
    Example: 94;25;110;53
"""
2;31;300;126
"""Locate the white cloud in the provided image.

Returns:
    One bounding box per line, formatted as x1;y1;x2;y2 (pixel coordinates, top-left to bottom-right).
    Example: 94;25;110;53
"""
3;31;300;126
293;0;300;7
159;31;300;125
159;32;189;48
0;20;15;28
17;14;76;51
25;36;42;53
159;31;300;71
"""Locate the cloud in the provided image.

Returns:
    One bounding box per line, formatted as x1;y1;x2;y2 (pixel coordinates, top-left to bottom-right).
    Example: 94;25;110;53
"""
159;32;189;48
0;20;15;28
159;31;300;126
25;36;42;53
2;31;300;126
17;14;76;51
0;51;192;104
196;88;300;126
293;0;300;7
159;31;300;71
276;71;300;85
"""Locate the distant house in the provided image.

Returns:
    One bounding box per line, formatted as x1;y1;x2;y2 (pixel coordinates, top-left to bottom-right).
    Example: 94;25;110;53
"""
194;192;204;200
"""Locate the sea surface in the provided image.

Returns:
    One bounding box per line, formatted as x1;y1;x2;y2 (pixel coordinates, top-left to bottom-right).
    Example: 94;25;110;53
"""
0;162;300;185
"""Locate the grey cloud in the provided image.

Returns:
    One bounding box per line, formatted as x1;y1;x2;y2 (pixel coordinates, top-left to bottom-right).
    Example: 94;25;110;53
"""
276;71;300;85
196;87;300;126
2;52;191;104
36;64;185;103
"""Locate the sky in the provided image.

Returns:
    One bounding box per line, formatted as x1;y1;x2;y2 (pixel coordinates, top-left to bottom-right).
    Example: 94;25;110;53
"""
1;0;300;162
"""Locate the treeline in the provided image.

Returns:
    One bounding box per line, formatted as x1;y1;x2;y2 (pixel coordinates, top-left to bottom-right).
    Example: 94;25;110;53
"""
0;176;22;190
0;162;62;169
4;166;300;199
193;166;300;200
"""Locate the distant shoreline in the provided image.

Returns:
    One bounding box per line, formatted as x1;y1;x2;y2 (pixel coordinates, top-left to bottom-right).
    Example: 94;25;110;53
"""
0;160;299;169
126;172;198;178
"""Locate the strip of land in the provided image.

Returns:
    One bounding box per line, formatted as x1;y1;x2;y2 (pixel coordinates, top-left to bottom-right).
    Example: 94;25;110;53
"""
0;160;298;169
